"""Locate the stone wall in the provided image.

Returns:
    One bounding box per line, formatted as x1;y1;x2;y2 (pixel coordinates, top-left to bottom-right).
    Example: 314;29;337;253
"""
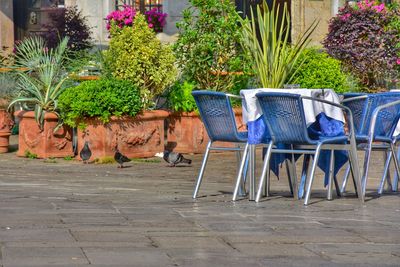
0;0;14;53
162;0;189;35
65;0;114;46
291;0;347;47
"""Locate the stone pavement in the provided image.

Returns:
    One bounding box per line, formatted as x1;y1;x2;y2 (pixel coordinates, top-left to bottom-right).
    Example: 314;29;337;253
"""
0;138;399;266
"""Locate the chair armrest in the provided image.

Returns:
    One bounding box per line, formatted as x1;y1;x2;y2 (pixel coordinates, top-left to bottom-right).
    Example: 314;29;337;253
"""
369;99;400;138
301;95;356;140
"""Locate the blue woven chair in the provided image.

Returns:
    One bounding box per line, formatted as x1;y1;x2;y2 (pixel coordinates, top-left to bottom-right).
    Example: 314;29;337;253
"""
191;90;249;199
255;92;363;205
341;93;400;196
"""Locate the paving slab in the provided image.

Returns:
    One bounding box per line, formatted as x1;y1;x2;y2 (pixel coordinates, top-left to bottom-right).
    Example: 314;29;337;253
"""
2;247;88;266
0;136;399;266
82;247;174;266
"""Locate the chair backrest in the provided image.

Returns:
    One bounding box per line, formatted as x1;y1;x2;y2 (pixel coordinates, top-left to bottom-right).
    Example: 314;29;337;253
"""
192;90;246;143
256;92;314;144
343;93;400;137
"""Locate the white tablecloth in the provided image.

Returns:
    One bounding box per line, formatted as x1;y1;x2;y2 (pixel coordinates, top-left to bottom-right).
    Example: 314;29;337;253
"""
240;88;345;126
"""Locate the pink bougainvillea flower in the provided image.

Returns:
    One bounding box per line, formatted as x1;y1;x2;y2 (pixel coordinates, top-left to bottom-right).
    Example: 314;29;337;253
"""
106;5;167;32
372;3;385;13
396;58;400;65
340;13;351;21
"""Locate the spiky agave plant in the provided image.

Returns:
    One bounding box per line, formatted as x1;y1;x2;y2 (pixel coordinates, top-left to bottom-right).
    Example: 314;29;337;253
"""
240;1;318;88
8;36;69;130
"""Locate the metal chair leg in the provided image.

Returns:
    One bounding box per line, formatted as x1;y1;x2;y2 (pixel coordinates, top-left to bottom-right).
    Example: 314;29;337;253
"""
290;148;298;199
390;142;400;193
235;146;247;197
304;145;322;205
298;154;311;199
327;149;335;200
193;141;212;199
393;146;400;192
349;160;358;198
256;141;273;202
361;140;373;196
348;139;364;203
378;151;392;194
340;164;351;194
232;143;249;201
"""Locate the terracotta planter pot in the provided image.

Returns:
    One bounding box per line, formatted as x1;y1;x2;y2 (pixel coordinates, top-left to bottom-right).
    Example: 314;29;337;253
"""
0;67;29;73
15;111;73;158
0;109;14;153
77;110;169;161
166;108;246;154
70;75;100;81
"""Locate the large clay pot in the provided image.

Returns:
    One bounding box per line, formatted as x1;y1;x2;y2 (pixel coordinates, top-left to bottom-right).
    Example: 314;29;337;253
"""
77;110;169;161
15;111;73;158
166;108;246;154
0;109;14;153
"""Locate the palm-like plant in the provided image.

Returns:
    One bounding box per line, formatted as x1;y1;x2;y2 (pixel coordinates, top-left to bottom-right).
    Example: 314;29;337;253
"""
240;1;318;88
8;36;70;129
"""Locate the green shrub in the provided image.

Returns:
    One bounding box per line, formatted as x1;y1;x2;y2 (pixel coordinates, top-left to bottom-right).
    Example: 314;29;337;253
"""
58;79;142;127
288;48;357;93
174;0;251;92
167;81;197;112
103;13;176;109
241;1;317;89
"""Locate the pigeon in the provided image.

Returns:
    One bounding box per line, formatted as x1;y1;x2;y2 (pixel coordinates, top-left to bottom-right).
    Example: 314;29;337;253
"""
80;141;92;164
114;149;131;168
163;150;192;167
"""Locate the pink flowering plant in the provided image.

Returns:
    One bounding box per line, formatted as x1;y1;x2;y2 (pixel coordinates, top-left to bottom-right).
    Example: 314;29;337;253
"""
105;5;167;33
324;0;400;91
145;8;167;32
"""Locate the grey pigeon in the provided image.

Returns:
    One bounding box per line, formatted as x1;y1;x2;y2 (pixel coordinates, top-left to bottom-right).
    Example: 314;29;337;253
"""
163;150;192;167
114;149;131;168
80;141;92;164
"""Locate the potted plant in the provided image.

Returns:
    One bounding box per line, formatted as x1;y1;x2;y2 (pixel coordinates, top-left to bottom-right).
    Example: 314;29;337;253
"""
166;80;245;154
57;12;174;160
174;0;251;93
59;78;168;160
0;72;16;153
165;0;250;154
240;1;317;89
8;36;73;158
103;13;176;110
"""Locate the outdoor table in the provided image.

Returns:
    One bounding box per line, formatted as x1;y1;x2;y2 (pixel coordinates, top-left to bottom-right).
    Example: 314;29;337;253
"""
240;88;345;200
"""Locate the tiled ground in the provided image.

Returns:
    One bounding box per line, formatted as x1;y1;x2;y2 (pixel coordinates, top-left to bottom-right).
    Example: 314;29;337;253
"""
0;137;399;266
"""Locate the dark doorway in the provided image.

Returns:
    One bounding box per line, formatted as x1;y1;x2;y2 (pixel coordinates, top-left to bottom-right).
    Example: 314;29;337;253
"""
13;0;63;41
235;0;291;43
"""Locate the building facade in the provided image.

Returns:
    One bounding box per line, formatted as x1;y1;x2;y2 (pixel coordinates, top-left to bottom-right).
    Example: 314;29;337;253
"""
0;0;398;52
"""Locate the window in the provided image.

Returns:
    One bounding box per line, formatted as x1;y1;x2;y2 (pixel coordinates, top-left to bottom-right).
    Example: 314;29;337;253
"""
115;0;163;12
346;0;392;3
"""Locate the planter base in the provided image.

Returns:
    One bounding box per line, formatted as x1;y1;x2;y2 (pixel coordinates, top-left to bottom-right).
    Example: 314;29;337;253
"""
0;109;14;153
167;108;246;154
16;111;73;158
77;110;169;161
0;132;11;153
